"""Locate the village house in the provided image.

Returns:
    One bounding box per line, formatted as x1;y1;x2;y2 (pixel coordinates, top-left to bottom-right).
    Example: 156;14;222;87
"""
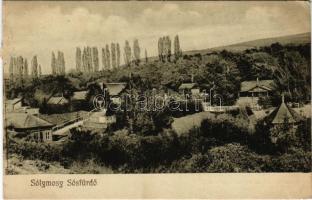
5;98;40;115
46;96;69;112
237;78;275;108
6;113;54;142
5;98;22;112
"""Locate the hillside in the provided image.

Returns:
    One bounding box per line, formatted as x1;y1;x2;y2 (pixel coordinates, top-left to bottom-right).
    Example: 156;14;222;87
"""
185;32;310;55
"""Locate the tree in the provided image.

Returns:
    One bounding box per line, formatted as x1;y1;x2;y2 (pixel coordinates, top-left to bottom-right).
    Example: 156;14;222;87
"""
105;44;111;69
164;36;171;62
86;47;92;73
82;47;87;73
9;56;16;85
124;40;131;67
116;43;120;68
51;52;57;75
38;64;42;77
133;39;141;65
31;55;38;79
158;37;164;62
76;47;82;72
101;48;106;70
23;59;28;80
92;47;99;72
111;43;116;68
145;49;148;63
17;56;24;85
174;35;182;61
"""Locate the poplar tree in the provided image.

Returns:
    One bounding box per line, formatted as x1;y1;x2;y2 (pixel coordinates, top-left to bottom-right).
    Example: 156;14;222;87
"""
111;43;116;68
105;44;110;69
9;56;14;83
92;47;99;72
158;37;164;62
31;55;38;79
145;49;148;63
133;39;140;65
23;59;28;80
51;52;57;75
76;47;82;72
174;35;182;61
38;64;42;77
124;40;131;67
116;43;120;68
61;52;65;75
82;47;87;73
102;48;106;70
18;56;24;84
164;36;171;62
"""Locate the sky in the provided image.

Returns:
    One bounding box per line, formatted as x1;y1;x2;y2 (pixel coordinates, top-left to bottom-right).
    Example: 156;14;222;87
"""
2;1;310;74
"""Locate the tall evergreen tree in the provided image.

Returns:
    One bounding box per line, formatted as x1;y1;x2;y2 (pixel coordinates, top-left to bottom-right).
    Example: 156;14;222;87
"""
111;43;116;68
23;59;28;80
158;37;164;62
133;39;141;65
106;44;111;69
38;64;42;77
124;40;131;66
116;43;120;68
174;35;182;61
92;47;99;72
51;52;57;75
102;48;107;70
61;52;65;75
145;49;148;63
164;36;171;62
82;47;87;73
76;47;82;72
31;55;38;79
16;56;24;85
9;56;14;83
87;47;93;73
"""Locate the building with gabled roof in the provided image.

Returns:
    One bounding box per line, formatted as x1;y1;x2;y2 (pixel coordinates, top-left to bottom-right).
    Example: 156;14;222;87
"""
5;98;22;112
104;83;127;96
5;113;54;142
72;91;87;101
47;96;69;105
240;78;275;97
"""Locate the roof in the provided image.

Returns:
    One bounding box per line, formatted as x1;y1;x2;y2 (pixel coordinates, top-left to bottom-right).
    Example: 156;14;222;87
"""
72;91;87;101
266;102;303;124
6;98;22;105
6;113;54;129
240;80;274;92
178;83;197;90
47;96;69;105
105;83;127;96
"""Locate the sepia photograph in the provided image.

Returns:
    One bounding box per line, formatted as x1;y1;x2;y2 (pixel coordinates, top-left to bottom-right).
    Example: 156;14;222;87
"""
2;1;311;177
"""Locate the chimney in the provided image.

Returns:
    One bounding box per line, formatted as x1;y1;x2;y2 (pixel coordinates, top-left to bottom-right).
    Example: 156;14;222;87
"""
256;77;259;86
191;74;194;83
282;93;285;103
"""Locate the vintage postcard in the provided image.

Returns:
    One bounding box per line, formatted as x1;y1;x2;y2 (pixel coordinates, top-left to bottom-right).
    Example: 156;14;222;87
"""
2;1;312;199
